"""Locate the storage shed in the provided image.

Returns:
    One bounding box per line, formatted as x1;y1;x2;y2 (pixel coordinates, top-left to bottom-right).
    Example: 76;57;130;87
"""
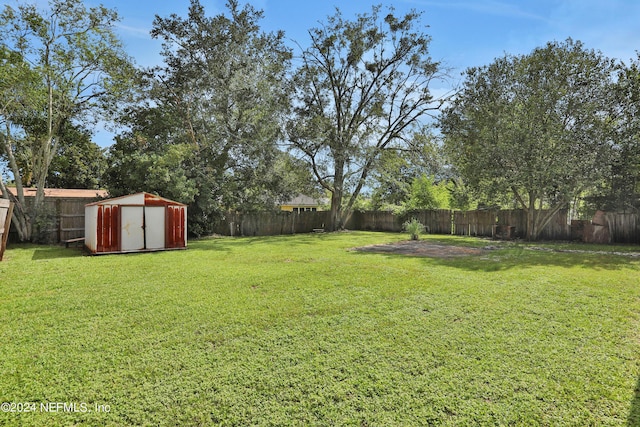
85;192;186;254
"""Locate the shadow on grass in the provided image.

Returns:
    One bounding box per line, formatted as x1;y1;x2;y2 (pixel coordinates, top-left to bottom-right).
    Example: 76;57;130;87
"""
190;232;345;251
32;246;84;260
629;376;640;426
351;245;638;271
438;248;636;271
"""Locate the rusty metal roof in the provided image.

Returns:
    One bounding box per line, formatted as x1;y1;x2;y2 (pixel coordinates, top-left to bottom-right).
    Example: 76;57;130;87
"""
85;192;186;207
5;187;108;199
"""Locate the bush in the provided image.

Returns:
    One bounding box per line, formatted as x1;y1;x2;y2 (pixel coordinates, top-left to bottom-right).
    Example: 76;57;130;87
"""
403;218;426;240
404;175;450;211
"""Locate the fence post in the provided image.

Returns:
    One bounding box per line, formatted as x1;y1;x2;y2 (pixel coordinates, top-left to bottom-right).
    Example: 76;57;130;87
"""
56;198;62;243
1;199;14;261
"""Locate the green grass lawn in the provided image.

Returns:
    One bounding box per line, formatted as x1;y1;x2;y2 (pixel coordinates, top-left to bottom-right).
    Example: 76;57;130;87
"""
1;232;639;426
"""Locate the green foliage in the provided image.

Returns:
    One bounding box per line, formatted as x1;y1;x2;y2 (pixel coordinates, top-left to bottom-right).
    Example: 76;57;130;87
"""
441;39;618;239
104;138;197;205
30;205;57;244
587;52;640;211
369;151;414;209
46;124;107;189
446;177;476;211
370;132;448;210
404;175;450;211
350;194;374;212
288;6;444;230
272;154;322;204
0;0;135;241
111;0;295;236
402;217;426;240
1;233;639;425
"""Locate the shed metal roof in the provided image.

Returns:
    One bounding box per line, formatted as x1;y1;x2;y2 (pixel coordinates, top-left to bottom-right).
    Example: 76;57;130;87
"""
6;187;108;199
85;192;186;207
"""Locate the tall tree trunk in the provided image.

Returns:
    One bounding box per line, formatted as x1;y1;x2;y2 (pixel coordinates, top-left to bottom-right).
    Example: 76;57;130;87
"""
0;128;31;241
527;192;536;241
29;83;57;241
511;186;537;241
329;156;345;231
329;188;342;231
0;176;31;241
341;156;377;231
30;134;57;242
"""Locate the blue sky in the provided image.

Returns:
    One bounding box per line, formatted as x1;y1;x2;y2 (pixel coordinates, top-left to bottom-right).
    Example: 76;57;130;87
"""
10;0;640;146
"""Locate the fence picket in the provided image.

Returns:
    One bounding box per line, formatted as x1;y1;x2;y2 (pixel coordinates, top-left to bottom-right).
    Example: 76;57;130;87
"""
211;209;637;244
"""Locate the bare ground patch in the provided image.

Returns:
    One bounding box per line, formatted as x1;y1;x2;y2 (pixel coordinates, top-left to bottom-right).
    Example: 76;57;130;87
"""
351;240;493;258
352;240;640;259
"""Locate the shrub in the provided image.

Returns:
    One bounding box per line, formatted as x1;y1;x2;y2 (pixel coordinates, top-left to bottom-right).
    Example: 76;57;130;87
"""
403;218;426;240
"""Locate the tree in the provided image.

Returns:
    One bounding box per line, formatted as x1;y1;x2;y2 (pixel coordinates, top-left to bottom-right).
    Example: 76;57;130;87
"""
104;135;197;205
0;45;42;239
46;125;107;189
2;119;106;189
287;6;446;230
589;53;640;211
446;177;475;211
440;39;617;240
112;0;294;236
369;130;445;210
0;0;134;241
404;174;450;211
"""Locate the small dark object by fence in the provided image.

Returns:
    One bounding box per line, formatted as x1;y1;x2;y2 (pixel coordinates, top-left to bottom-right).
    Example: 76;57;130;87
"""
64;237;85;248
493;225;516;240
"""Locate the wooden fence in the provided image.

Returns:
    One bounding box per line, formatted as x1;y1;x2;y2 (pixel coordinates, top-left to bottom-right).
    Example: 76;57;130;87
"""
348;209;571;239
348;210;454;234
8;200;640;245
214;211;332;237
213;209;638;244
606;212;640;243
8;197;96;244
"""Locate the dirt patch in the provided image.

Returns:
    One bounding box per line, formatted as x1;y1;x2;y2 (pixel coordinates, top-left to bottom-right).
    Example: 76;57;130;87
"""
352;240;493;258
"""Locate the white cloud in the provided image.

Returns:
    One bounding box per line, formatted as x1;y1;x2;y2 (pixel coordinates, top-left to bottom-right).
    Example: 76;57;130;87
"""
402;0;550;22
115;23;152;39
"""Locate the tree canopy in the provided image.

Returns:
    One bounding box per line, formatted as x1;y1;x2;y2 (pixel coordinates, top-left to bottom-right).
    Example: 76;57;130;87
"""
0;0;134;241
440;39;618;239
2;1;639;241
590;53;640;211
287;5;447;230
106;0;308;236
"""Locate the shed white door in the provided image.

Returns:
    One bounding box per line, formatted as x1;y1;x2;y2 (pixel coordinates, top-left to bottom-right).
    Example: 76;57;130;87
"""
121;206;145;251
145;206;165;250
